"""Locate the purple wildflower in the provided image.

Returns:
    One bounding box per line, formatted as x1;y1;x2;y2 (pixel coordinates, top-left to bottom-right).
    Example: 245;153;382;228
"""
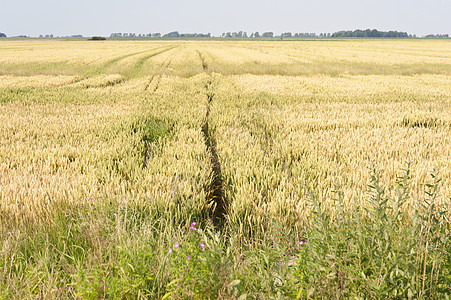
174;242;180;248
187;255;191;260
169;248;173;254
191;222;197;226
200;242;205;251
189;226;197;231
181;230;185;234
299;240;307;246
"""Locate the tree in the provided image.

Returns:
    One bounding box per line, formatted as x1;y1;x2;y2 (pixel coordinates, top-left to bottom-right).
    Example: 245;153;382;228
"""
331;29;409;38
424;34;449;38
164;31;180;37
262;32;274;37
254;32;260;38
89;36;106;40
0;32;6;38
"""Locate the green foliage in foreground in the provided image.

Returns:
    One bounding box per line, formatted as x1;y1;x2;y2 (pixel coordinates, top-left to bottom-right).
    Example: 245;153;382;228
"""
0;168;449;299
299;167;450;299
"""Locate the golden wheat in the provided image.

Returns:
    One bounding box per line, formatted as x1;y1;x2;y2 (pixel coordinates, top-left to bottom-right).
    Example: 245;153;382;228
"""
0;40;449;232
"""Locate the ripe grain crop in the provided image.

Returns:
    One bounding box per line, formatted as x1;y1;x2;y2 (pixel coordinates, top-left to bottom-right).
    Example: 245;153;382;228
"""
0;39;449;298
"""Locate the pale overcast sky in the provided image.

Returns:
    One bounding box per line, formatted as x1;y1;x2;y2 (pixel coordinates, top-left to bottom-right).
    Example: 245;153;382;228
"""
1;0;450;37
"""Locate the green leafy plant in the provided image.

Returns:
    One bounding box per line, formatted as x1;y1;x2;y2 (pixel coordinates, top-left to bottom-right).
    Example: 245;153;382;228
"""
165;222;230;298
296;166;450;299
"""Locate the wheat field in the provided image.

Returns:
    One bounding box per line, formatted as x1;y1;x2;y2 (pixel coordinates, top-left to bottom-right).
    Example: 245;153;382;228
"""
0;40;450;298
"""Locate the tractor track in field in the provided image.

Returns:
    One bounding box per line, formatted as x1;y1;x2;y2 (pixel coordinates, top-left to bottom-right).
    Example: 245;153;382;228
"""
197;51;227;227
141;56;175;166
153;57;173;92
130;46;177;79
196;51;209;72
143;57;172;92
144;75;157;91
151;76;162;93
56;48;163;87
143;74;162;93
160;56;173;69
58;45;177;88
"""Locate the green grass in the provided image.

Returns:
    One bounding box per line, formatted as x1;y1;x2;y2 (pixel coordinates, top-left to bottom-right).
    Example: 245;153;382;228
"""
0;166;449;298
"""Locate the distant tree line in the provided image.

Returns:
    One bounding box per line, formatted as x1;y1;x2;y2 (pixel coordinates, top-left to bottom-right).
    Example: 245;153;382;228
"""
164;32;211;38
220;32;275;38
331;29;410;38
110;32;211;38
220;30;413;38
36;34;82;38
221;32;332;38
293;33;331;38
0;30;450;39
110;33;161;38
424;34;449;38
222;31;248;37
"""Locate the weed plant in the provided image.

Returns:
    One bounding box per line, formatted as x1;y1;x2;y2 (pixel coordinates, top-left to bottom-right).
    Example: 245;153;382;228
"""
295;167;450;299
1;167;448;298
